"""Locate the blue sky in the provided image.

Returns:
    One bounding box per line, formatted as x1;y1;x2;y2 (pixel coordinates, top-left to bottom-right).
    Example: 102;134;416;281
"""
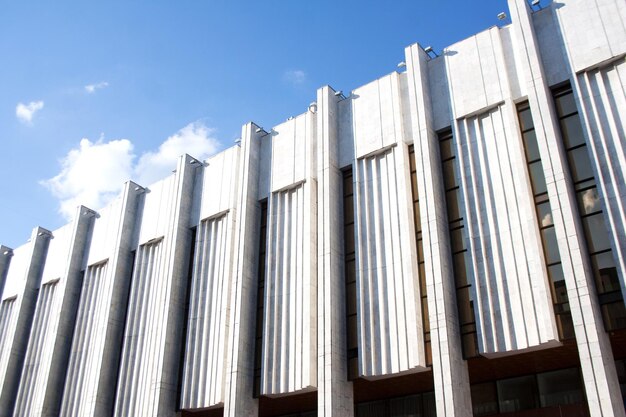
0;0;529;248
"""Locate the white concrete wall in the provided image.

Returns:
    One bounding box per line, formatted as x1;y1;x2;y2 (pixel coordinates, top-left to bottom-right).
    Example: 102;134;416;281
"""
180;146;240;410
113;155;198;417
60;183;141;417
0;1;624;416
455;106;559;354
259;110;318;396
13;208;94;417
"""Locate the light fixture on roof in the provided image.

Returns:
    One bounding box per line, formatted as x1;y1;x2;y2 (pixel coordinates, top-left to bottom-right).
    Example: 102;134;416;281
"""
234;138;241;144
397;61;406;68
334;90;343;97
255;127;264;134
497;12;507;20
531;0;542;9
424;46;439;58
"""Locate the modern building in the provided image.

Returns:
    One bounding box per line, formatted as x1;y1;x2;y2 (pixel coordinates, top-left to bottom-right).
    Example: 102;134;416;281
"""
0;0;625;416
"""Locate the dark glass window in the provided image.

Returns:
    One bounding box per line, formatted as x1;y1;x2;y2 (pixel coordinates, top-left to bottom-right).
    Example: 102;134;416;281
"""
553;84;626;331
253;200;268;397
356;393;436;417
516;101;573;340
439;128;477;358
497;375;539;413
343;168;359;380
409;145;431;366
471;382;498;416
537;368;583;407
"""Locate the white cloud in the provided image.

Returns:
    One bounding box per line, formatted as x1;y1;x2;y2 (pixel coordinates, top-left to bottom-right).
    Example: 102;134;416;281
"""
41;138;135;220
16;100;44;123
85;81;109;93
135;121;220;185
283;69;306;85
42;121;221;220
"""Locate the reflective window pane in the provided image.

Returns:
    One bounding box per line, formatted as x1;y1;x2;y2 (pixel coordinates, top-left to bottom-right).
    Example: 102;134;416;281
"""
536;201;553;227
389;395;419;416
560;114;586;149
541;227;561;265
602;301;626;331
523;130;540;162
454;251;471;288
568;146;595;183
451;227;467;253
457;287;474;325
577;187;601;215
592;252;620;293
518;107;534;131
423;392;436;417
446;188;462;222
471;382;498;417
582;214;611;253
549;266;568;303
497;375;538;412
440;138;455;160
537;368;583;407
443;159;458;190
555;92;577;116
528;161;547;195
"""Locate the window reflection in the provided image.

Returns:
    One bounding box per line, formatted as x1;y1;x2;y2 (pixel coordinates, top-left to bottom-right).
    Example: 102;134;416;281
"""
577;187;601;215
553;84;625;331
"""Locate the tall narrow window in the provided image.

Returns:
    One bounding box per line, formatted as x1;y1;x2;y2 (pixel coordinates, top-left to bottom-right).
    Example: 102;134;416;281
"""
408;145;431;366
553;84;626;331
343;168;358;380
438;129;478;358
253;200;268;397
517;101;574;339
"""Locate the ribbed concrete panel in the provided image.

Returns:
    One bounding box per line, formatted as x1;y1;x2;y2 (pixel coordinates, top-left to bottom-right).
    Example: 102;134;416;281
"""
577;59;626;299
261;181;316;395
456;106;558;354
60;261;108;417
181;213;231;409
114;239;164;417
14;281;57;417
354;146;424;377
0;299;16;373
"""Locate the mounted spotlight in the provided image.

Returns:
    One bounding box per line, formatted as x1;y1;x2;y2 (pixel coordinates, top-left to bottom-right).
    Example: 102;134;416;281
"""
423;46;439;58
397;61;406;68
497;12;507;20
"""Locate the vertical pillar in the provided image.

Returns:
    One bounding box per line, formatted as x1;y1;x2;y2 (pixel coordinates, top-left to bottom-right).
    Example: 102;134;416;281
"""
507;1;625;416
405;44;473;417
0;226;52;416
224;123;263;417
0;246;12;298
316;87;354;417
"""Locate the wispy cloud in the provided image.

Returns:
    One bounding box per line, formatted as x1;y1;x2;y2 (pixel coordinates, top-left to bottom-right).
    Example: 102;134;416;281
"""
84;81;109;93
135;121;220;185
283;69;306;85
16;100;44;123
41;121;221;220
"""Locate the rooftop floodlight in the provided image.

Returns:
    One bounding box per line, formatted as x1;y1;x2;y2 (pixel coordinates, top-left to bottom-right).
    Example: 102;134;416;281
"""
497;12;507;20
397;61;406;68
234;138;241;144
334;90;343;96
423;46;439;58
531;0;542;9
255;127;264;133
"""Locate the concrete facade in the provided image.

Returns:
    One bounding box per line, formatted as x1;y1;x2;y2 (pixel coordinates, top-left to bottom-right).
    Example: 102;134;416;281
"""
0;1;625;416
